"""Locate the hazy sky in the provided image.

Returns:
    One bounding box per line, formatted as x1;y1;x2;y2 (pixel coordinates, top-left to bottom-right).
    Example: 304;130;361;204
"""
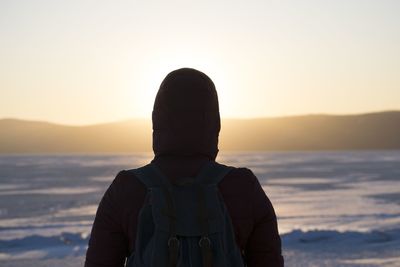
1;0;399;125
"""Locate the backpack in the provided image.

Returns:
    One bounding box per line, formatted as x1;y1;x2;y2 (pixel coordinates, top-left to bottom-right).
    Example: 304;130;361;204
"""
125;161;245;267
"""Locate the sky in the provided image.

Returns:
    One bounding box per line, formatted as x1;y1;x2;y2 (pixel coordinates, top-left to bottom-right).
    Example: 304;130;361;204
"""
1;0;399;125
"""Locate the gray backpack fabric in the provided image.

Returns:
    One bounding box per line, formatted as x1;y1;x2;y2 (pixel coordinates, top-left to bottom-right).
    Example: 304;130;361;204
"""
125;161;245;267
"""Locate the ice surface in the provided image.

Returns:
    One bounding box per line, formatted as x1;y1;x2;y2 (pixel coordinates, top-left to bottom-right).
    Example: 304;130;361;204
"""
1;151;399;266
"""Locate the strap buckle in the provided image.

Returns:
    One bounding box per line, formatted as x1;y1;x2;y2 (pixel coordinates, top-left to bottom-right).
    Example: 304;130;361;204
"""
168;236;180;247
199;236;211;248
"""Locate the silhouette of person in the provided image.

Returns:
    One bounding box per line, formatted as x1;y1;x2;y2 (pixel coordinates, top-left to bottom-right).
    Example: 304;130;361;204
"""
85;68;284;266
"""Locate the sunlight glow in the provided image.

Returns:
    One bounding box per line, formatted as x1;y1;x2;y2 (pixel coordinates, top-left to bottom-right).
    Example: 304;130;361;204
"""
1;0;399;125
131;53;235;119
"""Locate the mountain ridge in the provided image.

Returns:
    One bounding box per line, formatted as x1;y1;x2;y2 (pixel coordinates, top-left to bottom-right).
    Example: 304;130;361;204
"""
1;111;399;153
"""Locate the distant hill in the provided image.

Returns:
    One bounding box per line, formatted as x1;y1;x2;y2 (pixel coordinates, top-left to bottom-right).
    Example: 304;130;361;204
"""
1;111;400;153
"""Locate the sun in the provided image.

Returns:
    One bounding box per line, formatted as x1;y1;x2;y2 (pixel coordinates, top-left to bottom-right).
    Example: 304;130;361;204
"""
129;54;235;119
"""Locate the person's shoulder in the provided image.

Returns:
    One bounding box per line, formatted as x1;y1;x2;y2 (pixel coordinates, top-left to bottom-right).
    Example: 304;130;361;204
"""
217;162;259;192
109;167;147;198
114;164;149;183
219;162;257;182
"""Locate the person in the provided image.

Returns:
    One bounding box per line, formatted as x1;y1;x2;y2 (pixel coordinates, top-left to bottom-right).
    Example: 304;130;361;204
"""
85;68;284;267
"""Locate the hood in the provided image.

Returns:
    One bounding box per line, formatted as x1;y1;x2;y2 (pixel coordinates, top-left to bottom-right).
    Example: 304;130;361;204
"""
152;68;221;160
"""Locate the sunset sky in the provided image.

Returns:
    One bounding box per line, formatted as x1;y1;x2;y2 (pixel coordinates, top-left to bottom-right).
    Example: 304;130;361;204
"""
1;0;399;125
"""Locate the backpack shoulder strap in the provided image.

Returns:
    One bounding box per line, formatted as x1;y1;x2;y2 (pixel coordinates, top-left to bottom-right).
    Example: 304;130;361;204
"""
130;161;234;187
129;163;167;188
196;161;234;185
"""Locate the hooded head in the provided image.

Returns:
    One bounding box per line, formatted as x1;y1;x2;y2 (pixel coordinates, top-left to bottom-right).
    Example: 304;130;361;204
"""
152;68;221;160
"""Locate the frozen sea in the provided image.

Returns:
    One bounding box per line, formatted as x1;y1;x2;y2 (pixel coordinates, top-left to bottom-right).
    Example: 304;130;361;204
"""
0;151;399;267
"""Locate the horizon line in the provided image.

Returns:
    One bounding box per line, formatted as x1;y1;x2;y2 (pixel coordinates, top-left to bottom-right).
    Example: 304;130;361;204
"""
1;109;399;127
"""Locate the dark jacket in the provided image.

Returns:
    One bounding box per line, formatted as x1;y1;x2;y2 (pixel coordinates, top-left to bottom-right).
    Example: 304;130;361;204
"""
85;68;284;267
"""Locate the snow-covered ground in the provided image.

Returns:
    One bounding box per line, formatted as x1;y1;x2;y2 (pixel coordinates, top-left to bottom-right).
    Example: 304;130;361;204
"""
1;151;399;266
